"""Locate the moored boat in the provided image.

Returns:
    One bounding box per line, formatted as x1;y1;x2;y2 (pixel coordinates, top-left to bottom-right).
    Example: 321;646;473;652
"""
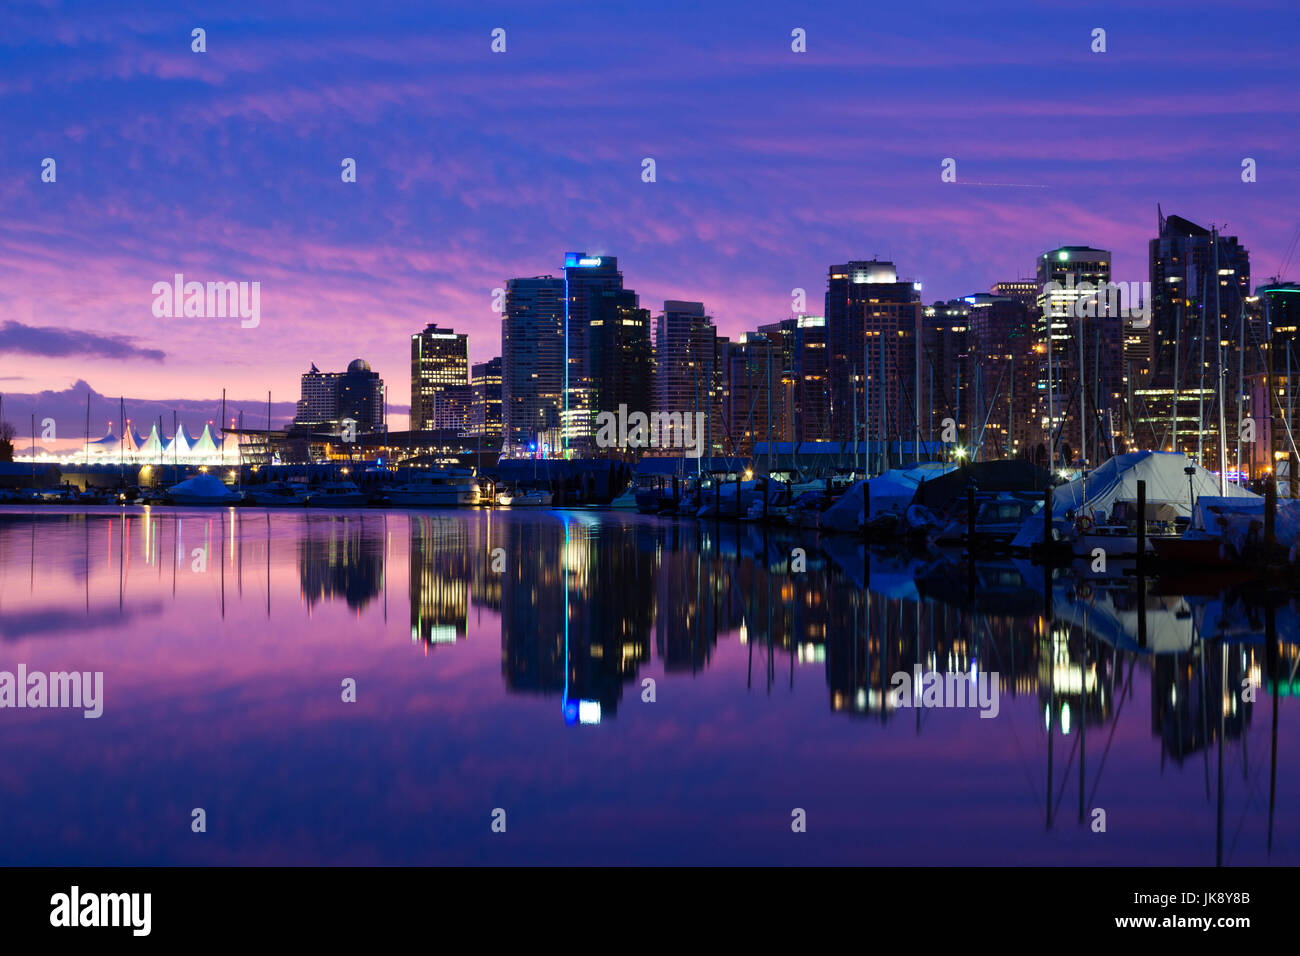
245;481;312;507
167;473;240;506
497;487;553;507
304;481;370;507
387;469;481;507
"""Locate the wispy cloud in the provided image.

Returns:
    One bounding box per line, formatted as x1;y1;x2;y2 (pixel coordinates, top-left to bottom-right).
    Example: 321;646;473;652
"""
0;321;165;362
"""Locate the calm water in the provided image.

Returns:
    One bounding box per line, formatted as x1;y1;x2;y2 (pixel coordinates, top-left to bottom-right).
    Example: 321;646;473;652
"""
0;506;1295;866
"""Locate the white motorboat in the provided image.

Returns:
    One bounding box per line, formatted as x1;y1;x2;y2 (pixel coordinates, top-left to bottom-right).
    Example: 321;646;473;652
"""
387;469;481;507
245;481;312;507
608;482;639;510
496;488;553;507
305;481;370;507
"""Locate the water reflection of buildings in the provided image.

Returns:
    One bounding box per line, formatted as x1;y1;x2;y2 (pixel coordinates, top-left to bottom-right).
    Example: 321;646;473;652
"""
409;515;471;645
1152;644;1251;763
3;512;1297;775
502;514;653;721
297;515;383;610
5;508;1296;862
1037;618;1115;735
822;554;1041;719
654;524;734;674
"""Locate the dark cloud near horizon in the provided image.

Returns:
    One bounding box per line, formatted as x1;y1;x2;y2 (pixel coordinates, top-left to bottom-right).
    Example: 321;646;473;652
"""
0;379;409;433
0;321;165;363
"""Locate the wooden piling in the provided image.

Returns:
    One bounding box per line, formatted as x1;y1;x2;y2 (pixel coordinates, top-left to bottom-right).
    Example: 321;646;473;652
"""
966;487;977;552
1136;479;1146;567
1266;478;1277;556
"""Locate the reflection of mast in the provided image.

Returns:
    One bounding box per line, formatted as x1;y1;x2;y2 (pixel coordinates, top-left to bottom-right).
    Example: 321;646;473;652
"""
1078;627;1087;823
1045;626;1054;830
1267;601;1278;855
1200;639;1211;799
915;578;922;735
1216;641;1226;866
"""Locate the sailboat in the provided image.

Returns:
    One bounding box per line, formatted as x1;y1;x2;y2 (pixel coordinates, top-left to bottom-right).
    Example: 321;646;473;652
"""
496;487;553;506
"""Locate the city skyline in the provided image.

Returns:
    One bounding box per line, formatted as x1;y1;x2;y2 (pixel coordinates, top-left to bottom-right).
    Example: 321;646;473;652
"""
5;212;1295;443
3;0;1296;413
4;0;1300;890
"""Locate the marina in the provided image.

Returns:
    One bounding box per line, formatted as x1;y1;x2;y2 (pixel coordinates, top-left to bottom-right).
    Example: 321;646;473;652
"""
2;447;1296;581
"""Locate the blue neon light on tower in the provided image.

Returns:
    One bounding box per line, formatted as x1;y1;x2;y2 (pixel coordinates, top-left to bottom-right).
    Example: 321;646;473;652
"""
561;252;620;460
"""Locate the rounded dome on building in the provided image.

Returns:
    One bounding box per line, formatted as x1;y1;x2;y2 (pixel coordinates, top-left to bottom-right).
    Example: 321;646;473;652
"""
347;358;371;373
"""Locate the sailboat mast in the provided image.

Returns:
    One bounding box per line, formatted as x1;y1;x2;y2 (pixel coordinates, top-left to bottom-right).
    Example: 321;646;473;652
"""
914;307;921;463
879;330;886;472
1198;265;1206;464
1078;301;1086;470
1236;299;1245;484
766;347;773;479
1214;227;1227;495
852;362;859;476
1172;300;1181;454
1046;296;1054;468
693;340;700;481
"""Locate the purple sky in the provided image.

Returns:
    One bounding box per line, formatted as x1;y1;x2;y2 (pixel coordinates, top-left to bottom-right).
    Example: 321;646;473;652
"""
2;0;1297;429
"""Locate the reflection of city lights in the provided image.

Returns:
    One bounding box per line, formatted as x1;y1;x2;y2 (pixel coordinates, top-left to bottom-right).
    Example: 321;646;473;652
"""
1061;702;1071;735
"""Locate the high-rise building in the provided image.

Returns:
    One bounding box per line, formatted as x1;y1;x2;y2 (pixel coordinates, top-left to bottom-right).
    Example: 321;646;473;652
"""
586;288;653;458
792;315;829;442
502;275;565;456
991;280;1038;308
1136;211;1251;467
431;384;474;433
410;323;469;431
921;299;970;454
562;253;627;456
964;293;1036;459
1246;281;1300;487
755;319;798;446
296;363;338;426
470;357;503;445
825;260;923;454
654;301;724;455
725;331;786;456
1035;246;1124;467
757;315;828;444
293;359;384;435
